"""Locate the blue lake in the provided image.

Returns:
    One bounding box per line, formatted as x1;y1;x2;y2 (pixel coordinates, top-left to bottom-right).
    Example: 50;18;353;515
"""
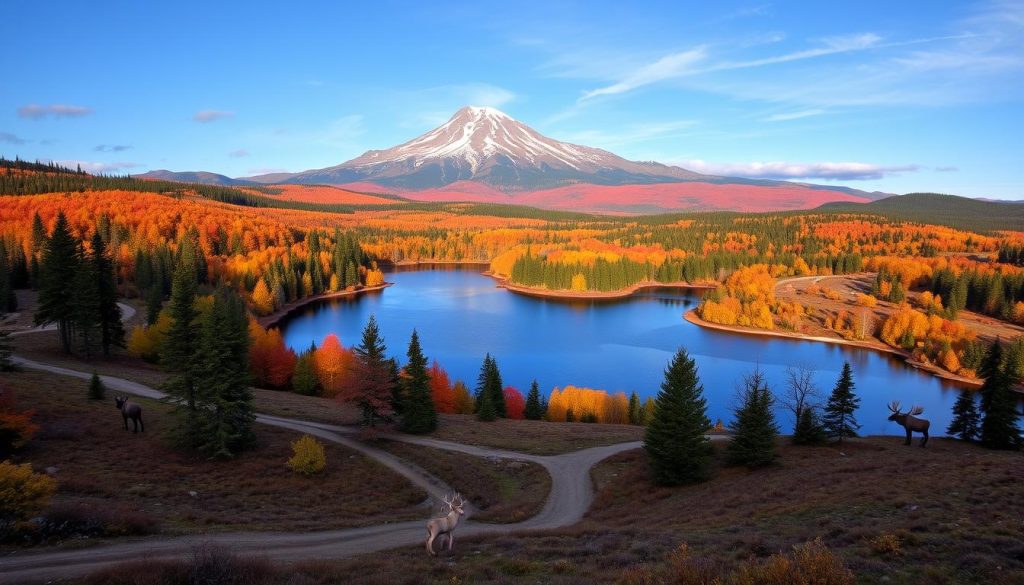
280;266;967;435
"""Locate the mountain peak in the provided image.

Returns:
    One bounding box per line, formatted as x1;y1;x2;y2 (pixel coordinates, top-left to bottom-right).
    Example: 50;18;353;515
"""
453;105;513;121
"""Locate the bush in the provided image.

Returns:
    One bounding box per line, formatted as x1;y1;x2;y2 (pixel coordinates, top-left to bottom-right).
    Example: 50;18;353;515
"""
37;502;157;541
869;532;902;556
0;461;57;523
287;434;326;476
88;372;107;400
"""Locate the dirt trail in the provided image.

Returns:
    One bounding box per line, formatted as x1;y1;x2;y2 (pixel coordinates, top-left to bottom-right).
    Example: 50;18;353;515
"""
2;357;710;583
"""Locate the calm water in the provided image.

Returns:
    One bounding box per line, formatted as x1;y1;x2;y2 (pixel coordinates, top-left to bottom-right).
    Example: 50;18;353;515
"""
280;266;967;435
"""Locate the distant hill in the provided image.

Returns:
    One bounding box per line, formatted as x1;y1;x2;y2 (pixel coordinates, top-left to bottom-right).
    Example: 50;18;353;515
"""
136;170;256;186
817;193;1024;232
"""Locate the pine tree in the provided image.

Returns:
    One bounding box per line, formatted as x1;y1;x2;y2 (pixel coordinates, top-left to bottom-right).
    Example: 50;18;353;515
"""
476;386;497;421
70;248;101;358
292;347;319;396
0;330;17;371
347;315;395;426
947;390;980;441
474;353;506;418
400;330;437;434
628;391;642;425
726;369;779;468
192;289;256;458
145;286;163;325
88;372;106;400
823;362;861;443
643;347;713;485
0;240;16;313
978;341;1022;450
90;232;124;356
35;212;80;353
524;380;544;420
162;243;202;450
793;406;828;445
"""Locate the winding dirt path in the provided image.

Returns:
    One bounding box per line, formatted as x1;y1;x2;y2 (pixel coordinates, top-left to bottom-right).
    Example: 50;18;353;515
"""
0;356;693;583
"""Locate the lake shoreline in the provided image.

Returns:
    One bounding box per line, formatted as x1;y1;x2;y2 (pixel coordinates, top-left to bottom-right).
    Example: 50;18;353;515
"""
683;309;984;388
490;273;717;301
259;283;393;329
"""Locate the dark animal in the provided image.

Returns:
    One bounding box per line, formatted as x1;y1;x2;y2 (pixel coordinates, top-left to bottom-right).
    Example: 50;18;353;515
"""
887;401;929;447
115;396;144;433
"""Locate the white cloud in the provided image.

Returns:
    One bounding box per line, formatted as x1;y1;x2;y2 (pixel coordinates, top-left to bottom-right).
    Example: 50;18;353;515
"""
193;110;235;123
52;160;142;174
762;109;826;122
678;160;921;181
17;104;92;119
228;149;249;158
580;47;708;101
559;119;699;149
94;144;132;152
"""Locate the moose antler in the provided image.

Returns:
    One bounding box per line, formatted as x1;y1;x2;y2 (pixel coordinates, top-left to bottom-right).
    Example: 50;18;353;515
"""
908;405;924;416
887;401;902;414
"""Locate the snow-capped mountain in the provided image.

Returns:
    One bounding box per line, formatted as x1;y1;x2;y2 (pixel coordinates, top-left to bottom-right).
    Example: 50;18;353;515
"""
254;106;704;190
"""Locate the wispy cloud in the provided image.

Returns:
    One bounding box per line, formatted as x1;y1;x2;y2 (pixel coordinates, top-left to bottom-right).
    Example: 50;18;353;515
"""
228;149;249;158
580;47;708;101
94;144;132;152
935;165;959;172
762;109;826;122
0;132;27;145
558;119;699;149
52;160;142;174
17;104;92;119
679;160;921;181
193;110;235;123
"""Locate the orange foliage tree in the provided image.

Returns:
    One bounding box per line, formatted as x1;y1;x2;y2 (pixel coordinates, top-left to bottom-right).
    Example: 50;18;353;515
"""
248;322;298;388
429;361;456;414
313;334;357;397
504;386;525;419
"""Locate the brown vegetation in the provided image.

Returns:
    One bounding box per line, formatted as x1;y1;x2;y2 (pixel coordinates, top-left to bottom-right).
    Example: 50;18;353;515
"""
429;413;643;455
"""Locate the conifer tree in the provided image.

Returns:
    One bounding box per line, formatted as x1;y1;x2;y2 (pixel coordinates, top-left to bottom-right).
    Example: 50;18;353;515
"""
70;246;101;358
823;362;861;443
0;331;16;371
726;369;779;468
193;289;256;458
524;380;544;420
643;347;712;485
88;372;106;400
346;315;395;426
793;406;827;445
476;386;497;421
162;242;202;449
292;346;319;396
474;353;506;418
90;232;124;356
35;212;80;353
947;390;980;441
0;240;16;313
978;341;1022;450
400;330;437;433
145;286;162;325
628;391;642;425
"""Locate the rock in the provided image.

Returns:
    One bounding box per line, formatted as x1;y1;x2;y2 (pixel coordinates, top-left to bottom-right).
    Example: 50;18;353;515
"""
188;490;198;498
45;466;59;475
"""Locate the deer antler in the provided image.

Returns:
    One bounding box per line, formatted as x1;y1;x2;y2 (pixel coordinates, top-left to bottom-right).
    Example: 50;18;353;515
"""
887;401;901;413
908;405;924;416
453;492;465;507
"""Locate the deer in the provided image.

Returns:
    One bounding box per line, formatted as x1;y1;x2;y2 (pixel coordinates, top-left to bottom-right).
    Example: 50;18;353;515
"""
425;492;466;556
887;402;929;447
115;396;144;433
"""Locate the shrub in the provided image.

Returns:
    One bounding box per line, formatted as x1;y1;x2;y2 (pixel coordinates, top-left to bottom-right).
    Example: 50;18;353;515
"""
287;434;326;476
88;372;106;400
869;532;902;556
38;501;158;541
0;461;57;523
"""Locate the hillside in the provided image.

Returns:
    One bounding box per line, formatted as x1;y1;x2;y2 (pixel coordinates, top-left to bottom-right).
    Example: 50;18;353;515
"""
819;193;1024;233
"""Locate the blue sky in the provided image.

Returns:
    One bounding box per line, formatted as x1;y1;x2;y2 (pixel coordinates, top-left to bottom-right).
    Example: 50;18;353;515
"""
2;0;1022;198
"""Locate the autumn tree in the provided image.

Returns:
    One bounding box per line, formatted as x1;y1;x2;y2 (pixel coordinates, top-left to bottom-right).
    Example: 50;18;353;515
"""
248;323;297;389
292;345;319;396
341;316;395;426
782;365;826;445
35;211;79;352
524;380;544;420
0;461;56;524
314;334;352;397
504;386;526;419
429;361;456;414
452;381;474;414
947;390;980;441
823;362;861;443
251;278;275;316
0;386;38;458
644;347;712;485
400;330;437;434
726;368;779;468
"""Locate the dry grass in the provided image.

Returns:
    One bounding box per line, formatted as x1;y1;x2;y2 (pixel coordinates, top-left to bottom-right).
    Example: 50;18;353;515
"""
252;388;360;426
430;413;644;455
374;440;551;523
4;369;426;541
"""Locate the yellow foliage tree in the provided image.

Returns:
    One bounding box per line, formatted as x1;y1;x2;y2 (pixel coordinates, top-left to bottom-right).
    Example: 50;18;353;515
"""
571;273;587;292
287;434;326;476
0;461;57;522
250;279;275;316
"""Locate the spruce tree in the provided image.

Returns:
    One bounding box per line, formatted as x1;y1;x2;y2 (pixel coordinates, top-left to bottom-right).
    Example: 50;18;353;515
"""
524;380;544;420
88;372;106;400
292;347;319;396
0;240;16;313
476;386;497;421
162;243;202;450
400;330;437;434
947;390;980;441
978;341;1022;450
726;369;779;468
823;362;861;443
70;251;101;358
792;406;827;445
351;315;395;426
145;285;163;325
193;289;256;458
90;232;124;356
35;212;80;353
628;391;642;425
643;347;713;485
474;353;506;418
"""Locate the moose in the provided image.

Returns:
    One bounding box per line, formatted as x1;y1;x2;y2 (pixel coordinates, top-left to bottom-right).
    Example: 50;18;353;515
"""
115;396;144;433
887;402;929;447
425;492;466;556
